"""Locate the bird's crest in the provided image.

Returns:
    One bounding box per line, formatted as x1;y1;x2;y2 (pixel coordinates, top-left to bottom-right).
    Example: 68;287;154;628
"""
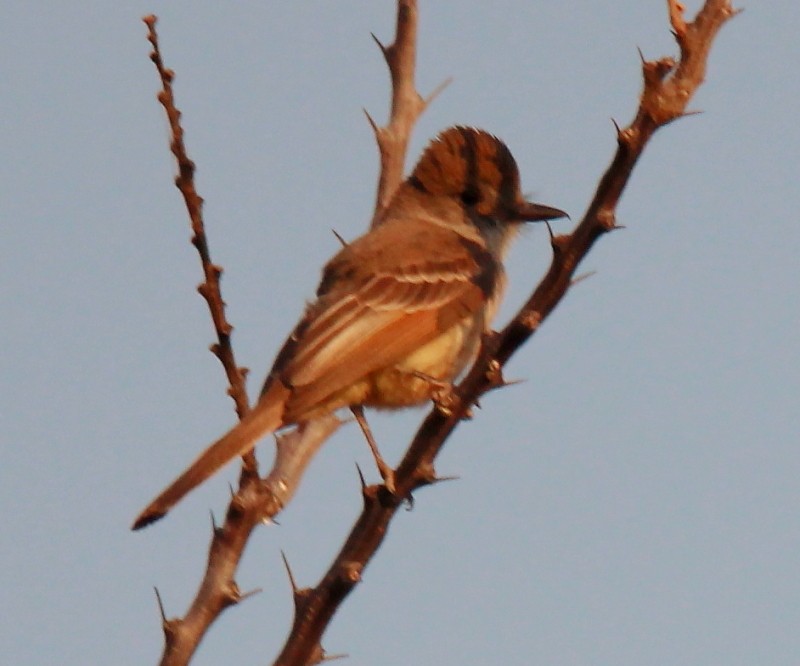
410;126;522;216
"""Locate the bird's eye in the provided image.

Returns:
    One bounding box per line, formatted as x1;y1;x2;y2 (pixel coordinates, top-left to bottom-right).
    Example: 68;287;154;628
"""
460;188;480;207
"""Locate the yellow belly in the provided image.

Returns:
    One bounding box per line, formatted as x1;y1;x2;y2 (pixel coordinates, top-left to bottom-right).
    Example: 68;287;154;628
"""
364;318;479;408
289;314;485;420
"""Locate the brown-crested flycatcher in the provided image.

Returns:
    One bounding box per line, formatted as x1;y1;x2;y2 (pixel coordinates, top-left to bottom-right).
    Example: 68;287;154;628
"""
133;126;566;529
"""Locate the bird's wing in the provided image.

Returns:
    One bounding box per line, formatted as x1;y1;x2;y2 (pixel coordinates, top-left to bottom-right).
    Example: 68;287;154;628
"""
133;221;496;529
263;219;497;420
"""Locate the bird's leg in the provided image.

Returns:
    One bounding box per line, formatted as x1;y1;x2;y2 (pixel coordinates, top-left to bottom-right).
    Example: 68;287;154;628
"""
351;405;396;494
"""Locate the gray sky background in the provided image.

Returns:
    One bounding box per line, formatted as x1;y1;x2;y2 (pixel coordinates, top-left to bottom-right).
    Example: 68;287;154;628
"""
2;2;798;664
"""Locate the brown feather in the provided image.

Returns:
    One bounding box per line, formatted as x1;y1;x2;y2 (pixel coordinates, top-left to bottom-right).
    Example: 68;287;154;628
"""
132;381;289;529
268;218;494;420
132;126;566;529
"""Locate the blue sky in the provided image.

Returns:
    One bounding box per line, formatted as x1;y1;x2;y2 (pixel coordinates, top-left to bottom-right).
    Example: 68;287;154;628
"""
2;2;799;664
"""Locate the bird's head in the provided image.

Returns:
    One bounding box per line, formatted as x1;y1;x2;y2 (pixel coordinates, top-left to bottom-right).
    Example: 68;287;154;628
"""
408;126;567;234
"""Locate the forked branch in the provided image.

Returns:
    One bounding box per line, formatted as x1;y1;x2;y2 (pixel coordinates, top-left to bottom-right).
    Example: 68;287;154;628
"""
367;0;449;227
142;1;431;662
142;16;341;666
272;2;738;664
141;1;737;663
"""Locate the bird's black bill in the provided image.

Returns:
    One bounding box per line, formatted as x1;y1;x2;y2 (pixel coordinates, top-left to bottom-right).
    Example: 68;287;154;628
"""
517;201;569;222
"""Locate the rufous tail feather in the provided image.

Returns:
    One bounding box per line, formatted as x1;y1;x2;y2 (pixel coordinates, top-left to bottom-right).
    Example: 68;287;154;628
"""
131;383;287;530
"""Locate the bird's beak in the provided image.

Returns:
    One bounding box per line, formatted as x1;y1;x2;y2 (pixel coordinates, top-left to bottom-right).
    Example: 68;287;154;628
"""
516;201;569;223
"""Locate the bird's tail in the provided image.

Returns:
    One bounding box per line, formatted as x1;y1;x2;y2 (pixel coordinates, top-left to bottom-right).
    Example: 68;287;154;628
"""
131;383;287;530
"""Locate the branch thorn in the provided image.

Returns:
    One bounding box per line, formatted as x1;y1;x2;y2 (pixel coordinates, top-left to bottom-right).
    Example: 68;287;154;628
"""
238;587;263;603
362;107;380;137
331;228;348;248
355;462;367;490
154;586;168;623
370;32;390;61
281;550;299;593
571;270;597;287
209;509;218;534
543;219;556;242
423;76;453;108
431;473;460;485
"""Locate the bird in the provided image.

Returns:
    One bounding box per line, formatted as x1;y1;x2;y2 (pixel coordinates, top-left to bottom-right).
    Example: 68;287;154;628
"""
132;126;566;530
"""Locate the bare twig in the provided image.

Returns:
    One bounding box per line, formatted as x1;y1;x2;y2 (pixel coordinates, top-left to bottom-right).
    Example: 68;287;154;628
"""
367;0;447;227
669;0;688;38
143;2;428;659
142;0;737;662
142;16;341;666
272;2;738;663
142;15;250;423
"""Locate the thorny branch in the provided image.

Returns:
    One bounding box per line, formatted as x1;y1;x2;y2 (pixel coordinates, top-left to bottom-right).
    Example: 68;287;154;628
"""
142;15;340;666
140;0;737;664
142;16;250;424
366;0;450;227
272;1;738;664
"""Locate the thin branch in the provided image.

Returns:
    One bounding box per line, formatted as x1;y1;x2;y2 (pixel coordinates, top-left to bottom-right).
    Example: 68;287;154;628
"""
368;0;434;227
142;16;250;423
668;0;688;38
142;16;341;666
272;2;738;663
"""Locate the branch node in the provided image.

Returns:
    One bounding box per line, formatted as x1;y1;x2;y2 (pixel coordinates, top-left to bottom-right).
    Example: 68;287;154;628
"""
361;483;382;506
410;371;460;416
642;56;676;86
221;580;242;607
550;232;571;255
412;461;438;487
340;560;363;584
668;0;688;39
596;208;618;231
520;308;543;332
262;514;279;527
617;124;639;147
485;358;504;389
227;490;247;521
